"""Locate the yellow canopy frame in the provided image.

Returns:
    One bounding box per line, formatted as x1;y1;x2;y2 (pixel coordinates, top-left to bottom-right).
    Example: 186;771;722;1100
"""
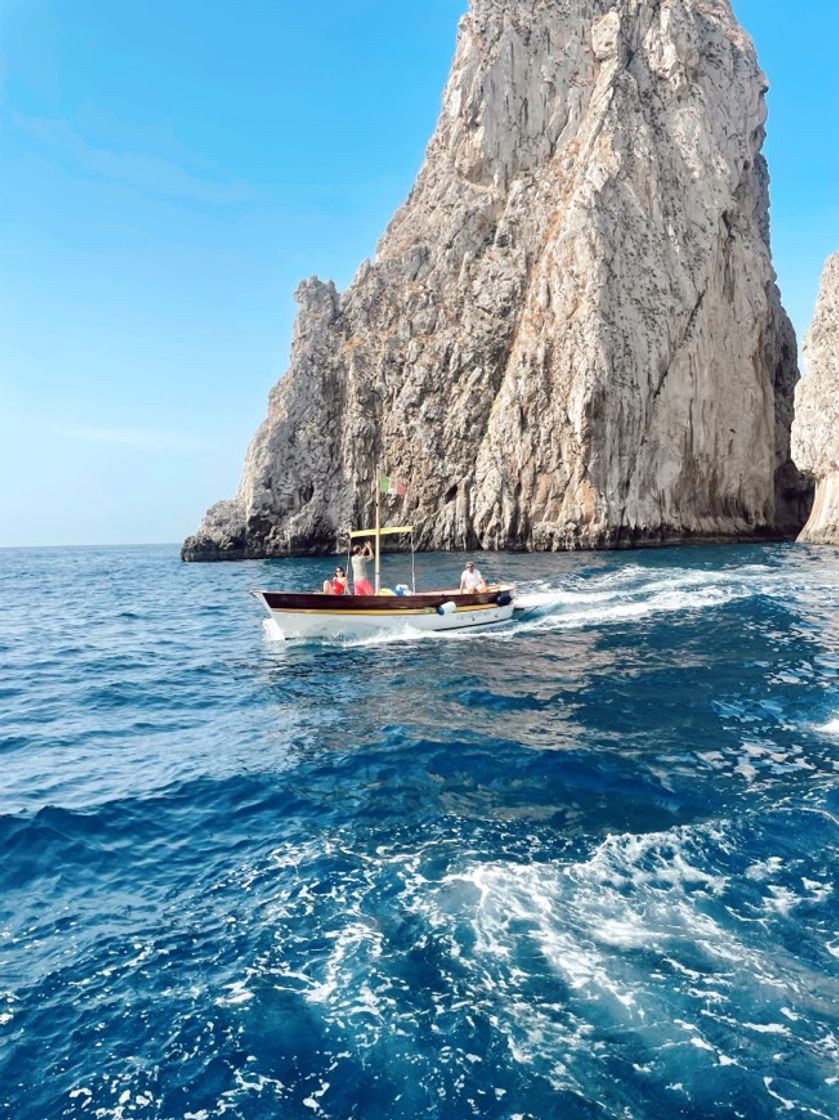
349;525;413;539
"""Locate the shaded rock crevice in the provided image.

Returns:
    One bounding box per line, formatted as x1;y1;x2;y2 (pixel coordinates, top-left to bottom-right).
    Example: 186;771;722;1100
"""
182;0;807;562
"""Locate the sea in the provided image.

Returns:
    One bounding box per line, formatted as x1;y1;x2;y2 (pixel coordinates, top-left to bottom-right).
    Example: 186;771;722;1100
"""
1;542;837;1120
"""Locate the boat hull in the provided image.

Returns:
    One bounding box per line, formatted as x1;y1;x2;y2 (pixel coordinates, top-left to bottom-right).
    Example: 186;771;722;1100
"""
253;586;515;640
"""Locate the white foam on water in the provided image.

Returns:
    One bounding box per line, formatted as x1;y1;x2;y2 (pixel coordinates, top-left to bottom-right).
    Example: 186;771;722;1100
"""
816;717;839;735
205;816;839;1112
301;1079;330;1112
763;1077;796;1112
338;623;440;649
788;874;830;906
124;940;155;969
745;856;785;881
578;829;729;894
434;824;737;1033
74;1076;161;1120
215;979;254;1007
513;583;750;637
239;840;393;1043
515;586;626;611
717;1053;739;1067
747;1022;791;1035
400;816;831;1084
496;1000;592;1089
261;618;286;642
734;760;759;782
690;1035;716;1052
765;885;803;915
515;565;759;616
304;919;385;1010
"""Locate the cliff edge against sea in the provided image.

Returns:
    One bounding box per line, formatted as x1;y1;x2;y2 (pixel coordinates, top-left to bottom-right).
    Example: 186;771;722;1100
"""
183;0;810;562
792;250;839;546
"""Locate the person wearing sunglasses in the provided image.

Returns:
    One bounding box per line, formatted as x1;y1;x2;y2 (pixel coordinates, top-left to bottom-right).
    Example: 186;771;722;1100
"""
459;560;487;594
322;566;349;595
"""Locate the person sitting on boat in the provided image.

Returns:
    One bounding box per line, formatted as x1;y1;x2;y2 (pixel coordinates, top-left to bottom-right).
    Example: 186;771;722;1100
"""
351;540;374;596
459;560;487;593
322;566;348;595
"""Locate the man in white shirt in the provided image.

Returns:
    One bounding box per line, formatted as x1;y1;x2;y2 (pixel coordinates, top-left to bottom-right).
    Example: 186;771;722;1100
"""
459;560;487;593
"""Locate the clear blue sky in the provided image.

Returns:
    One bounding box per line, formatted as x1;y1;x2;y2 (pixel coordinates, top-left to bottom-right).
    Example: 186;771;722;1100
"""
1;1;836;547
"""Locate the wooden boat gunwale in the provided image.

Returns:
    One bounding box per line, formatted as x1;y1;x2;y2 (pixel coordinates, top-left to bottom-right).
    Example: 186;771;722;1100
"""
258;584;514;615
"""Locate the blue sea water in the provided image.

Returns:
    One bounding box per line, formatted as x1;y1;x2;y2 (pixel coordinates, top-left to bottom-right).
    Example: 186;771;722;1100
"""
0;542;837;1120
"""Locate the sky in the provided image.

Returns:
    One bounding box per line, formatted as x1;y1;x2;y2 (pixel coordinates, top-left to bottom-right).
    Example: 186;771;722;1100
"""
1;0;837;548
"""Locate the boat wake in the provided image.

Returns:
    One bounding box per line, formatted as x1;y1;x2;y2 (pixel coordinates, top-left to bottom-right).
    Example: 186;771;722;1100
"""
321;564;778;648
511;565;771;631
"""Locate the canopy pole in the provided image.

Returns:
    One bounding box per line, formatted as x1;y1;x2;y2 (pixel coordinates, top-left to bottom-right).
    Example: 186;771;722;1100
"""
374;476;381;594
410;530;416;594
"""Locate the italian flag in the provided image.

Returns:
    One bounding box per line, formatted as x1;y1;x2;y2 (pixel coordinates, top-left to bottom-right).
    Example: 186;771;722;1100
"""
379;474;407;496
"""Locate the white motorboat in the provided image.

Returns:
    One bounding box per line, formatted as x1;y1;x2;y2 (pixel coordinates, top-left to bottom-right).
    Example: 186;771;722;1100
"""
251;477;514;640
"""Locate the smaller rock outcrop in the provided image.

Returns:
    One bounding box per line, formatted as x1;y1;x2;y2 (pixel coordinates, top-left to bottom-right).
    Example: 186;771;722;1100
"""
792;251;839;545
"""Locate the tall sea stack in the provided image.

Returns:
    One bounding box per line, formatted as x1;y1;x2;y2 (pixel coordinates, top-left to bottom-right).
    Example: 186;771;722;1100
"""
183;0;807;562
792;251;839;545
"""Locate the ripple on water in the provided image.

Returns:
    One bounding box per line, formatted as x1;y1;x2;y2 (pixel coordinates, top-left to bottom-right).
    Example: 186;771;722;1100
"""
0;543;838;1119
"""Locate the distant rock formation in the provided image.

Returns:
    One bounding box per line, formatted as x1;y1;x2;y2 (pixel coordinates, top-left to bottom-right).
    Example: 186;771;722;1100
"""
792;251;839;545
183;0;808;562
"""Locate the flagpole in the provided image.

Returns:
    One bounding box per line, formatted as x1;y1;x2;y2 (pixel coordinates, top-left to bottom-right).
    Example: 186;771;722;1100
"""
374;474;381;594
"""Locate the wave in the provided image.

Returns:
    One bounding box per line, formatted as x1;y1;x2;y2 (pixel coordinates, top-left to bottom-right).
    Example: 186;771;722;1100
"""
514;583;747;633
423;817;837;1095
189;808;839;1115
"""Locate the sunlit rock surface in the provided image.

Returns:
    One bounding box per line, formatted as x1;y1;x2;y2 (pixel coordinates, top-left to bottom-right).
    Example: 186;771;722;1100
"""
183;0;808;561
793;251;839;545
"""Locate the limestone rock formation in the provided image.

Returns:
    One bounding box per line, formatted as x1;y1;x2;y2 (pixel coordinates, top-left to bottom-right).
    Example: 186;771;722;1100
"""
792;251;839;545
183;0;808;562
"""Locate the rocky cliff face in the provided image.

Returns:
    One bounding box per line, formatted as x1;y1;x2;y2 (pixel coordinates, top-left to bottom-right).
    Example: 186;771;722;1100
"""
183;0;808;562
792;251;839;545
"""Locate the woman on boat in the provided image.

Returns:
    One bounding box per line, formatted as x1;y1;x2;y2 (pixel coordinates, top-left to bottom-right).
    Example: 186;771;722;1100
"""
322;566;348;595
351;540;374;595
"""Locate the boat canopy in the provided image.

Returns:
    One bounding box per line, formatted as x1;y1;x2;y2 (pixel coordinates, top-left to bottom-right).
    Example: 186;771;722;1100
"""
349;525;413;539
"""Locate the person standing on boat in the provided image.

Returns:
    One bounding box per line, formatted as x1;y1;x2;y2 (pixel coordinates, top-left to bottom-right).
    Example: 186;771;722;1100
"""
322;566;349;595
460;560;487;593
351;540;375;596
